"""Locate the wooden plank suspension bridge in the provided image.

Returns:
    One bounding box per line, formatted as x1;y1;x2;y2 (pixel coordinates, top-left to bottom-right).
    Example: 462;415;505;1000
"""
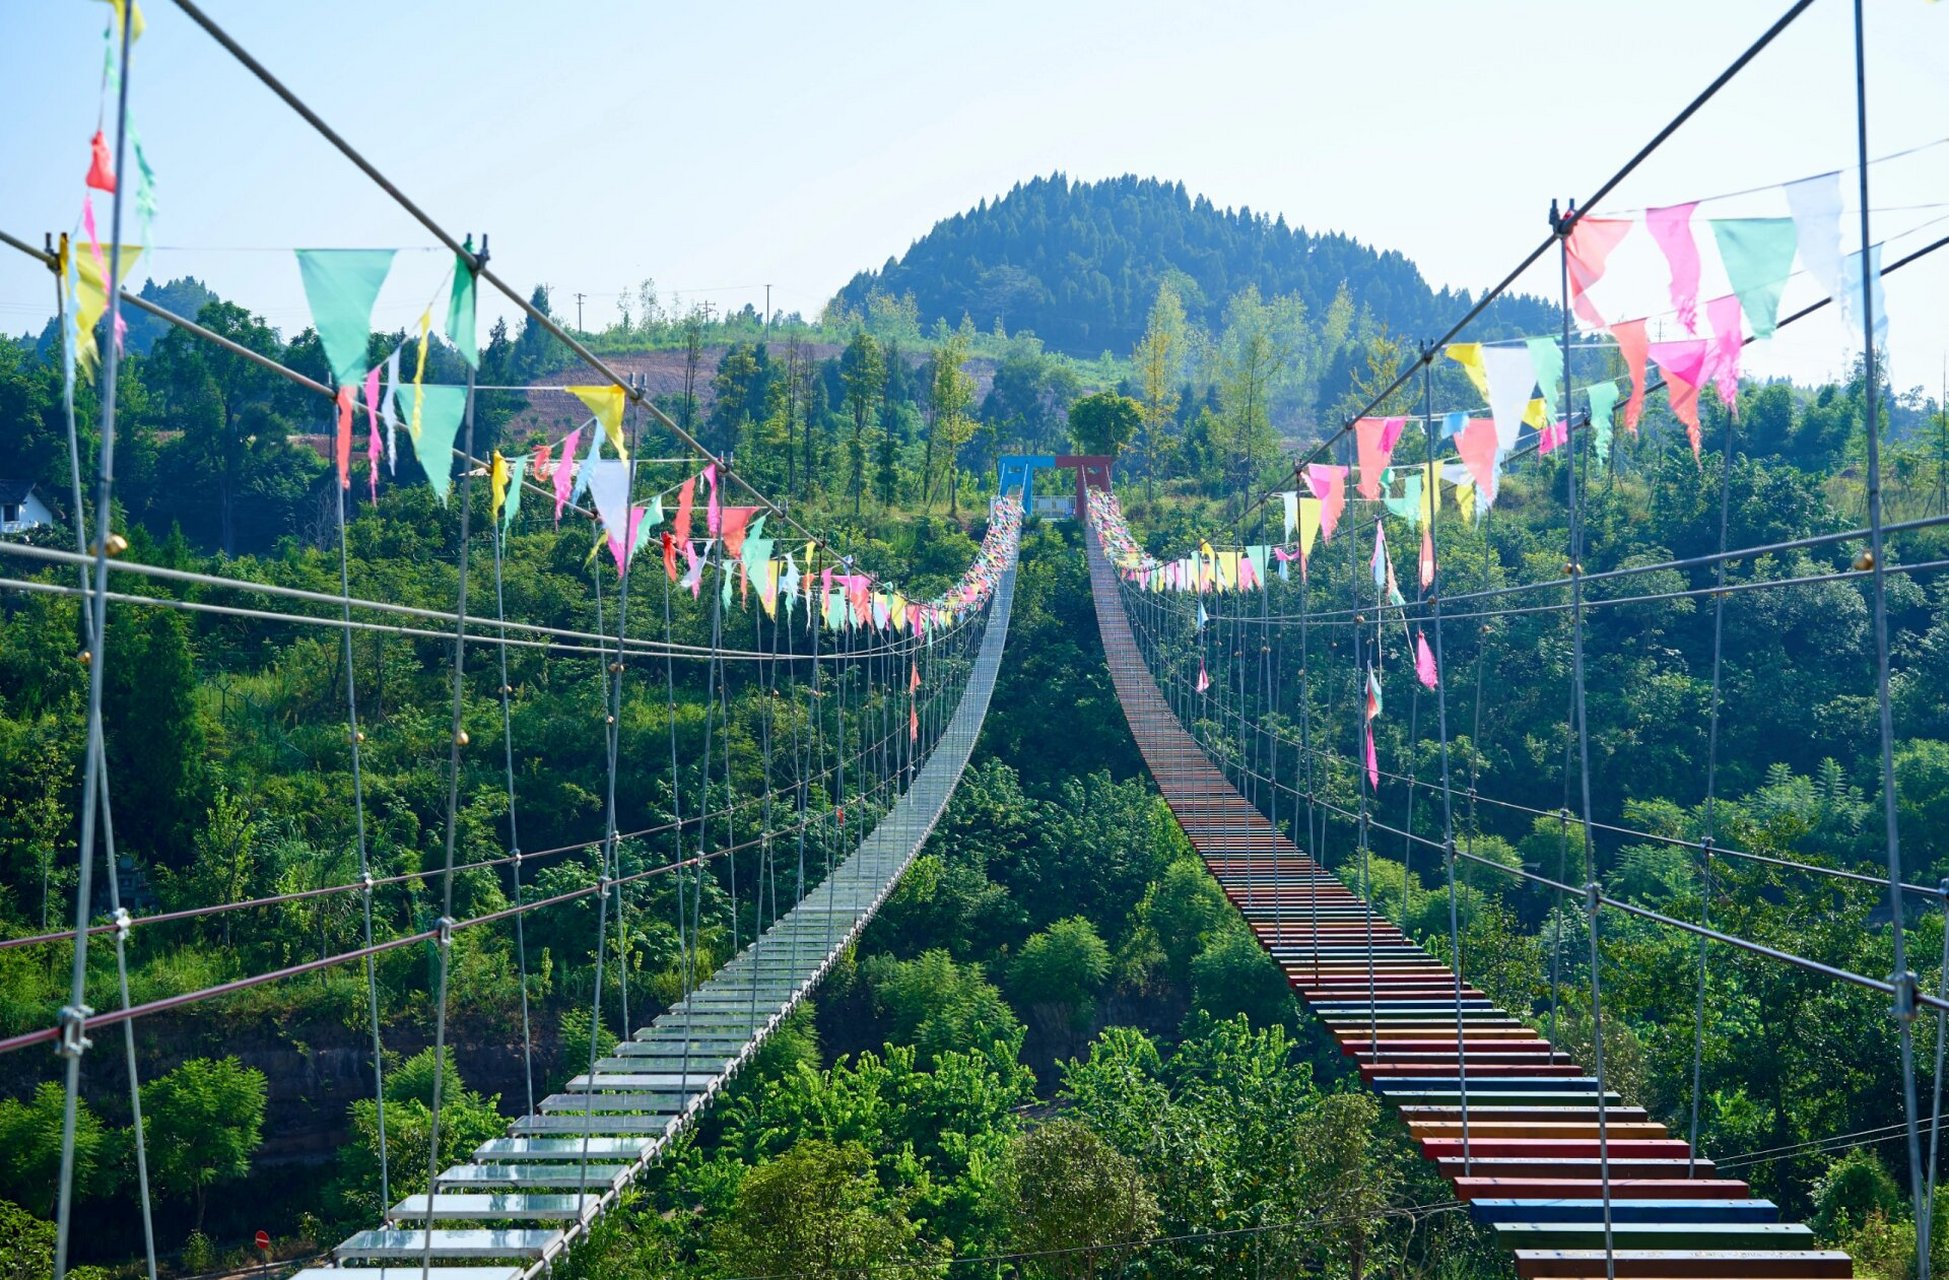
1083;525;1853;1280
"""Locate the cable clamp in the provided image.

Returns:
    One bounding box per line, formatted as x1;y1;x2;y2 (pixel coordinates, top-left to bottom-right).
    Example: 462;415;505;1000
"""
112;907;131;940
1893;969;1921;1022
510;848;522;866
1584;880;1603;913
55;1004;93;1059
361;872;376;892
1699;837;1715;860
435;916;455;949
1938;876;1949;904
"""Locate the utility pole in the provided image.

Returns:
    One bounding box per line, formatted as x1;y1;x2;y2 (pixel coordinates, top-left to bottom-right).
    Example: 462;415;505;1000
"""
765;284;772;334
574;292;586;332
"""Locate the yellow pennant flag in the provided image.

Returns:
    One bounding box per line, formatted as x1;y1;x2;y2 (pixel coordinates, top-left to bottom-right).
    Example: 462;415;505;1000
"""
1298;497;1323;565
1451;477;1477;524
102;0;145;40
1446;343;1491;401
760;560;780;618
489;450;511;523
1218;551;1240;591
410;308;431;441
1523;397;1550;431
71;242;143;378
569;386;628;459
1420;461;1440;528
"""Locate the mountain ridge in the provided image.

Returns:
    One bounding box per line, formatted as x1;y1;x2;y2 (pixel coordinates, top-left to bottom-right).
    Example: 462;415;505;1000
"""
831;172;1558;357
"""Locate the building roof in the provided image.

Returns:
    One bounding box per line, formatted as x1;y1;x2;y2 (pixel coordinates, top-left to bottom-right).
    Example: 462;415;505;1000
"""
0;479;37;504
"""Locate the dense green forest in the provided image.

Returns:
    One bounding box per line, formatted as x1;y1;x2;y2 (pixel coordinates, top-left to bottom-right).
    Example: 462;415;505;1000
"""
5;204;1949;1280
832;174;1559;360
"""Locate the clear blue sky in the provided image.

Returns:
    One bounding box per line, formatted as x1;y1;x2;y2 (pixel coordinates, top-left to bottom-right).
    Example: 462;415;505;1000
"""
2;1;1944;395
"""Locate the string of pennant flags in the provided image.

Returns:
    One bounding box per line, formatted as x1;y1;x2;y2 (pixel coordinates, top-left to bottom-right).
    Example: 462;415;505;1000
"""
1088;161;1917;796
57;18;1013;638
1102;157;1919;605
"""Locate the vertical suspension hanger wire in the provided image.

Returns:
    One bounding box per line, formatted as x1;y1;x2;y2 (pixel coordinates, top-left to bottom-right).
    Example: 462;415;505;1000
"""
336;412;392;1214
1688;352;1739;1175
488;461;536;1119
1427;350;1470;1176
54;8;136;1275
418;283;481;1280
1557;201;1614;1280
1852;0;1930;1267
51;205;161;1280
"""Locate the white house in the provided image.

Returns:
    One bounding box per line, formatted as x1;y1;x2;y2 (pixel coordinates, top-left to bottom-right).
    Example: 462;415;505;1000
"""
0;480;54;536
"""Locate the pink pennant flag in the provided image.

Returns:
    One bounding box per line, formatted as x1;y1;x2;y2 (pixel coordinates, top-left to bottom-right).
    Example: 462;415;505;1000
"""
1610;319;1650;431
1364;726;1380;789
1355;417;1405;500
720;505;758;556
674;476;697;542
1647;203;1703;333
1195;661;1211;694
1419;524;1435;590
1650;339;1710;461
1415;630;1438;689
1704;294;1743;411
661;531;679;582
1456;418;1502;506
1538;421;1568;455
1565;217;1633;328
86;130;117;193
681;540;706;597
363;365;382;502
532;439;553;483
552;427;581;523
703;463;721;536
607;505;653;573
1306;464;1348;541
334;385;355;491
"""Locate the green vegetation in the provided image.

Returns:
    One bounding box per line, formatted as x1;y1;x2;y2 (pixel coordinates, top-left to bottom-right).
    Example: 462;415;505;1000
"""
4;189;1949;1280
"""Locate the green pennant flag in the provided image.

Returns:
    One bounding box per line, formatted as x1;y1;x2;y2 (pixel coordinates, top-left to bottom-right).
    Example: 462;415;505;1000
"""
410;384;468;505
1525;336;1564;407
741;535;774;578
295;248;395;387
1710;218;1798;339
1587;382;1621;465
501;458;526;533
1382;475;1423;526
445;248;478;368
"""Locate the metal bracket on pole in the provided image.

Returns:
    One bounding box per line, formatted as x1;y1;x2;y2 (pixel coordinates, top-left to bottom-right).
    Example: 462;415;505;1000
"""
1893;968;1921;1023
55;1004;93;1059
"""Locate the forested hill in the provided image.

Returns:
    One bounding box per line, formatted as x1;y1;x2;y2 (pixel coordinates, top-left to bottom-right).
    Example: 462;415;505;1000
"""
831;173;1558;356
